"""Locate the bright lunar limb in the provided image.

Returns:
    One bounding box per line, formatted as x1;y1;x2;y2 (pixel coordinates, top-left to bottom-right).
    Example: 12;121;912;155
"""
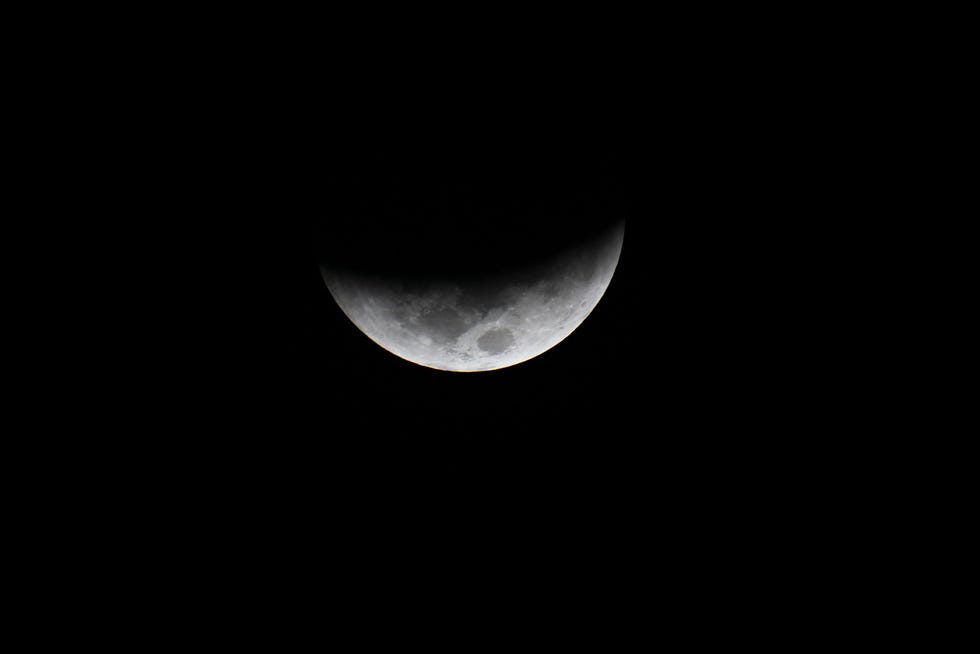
321;220;625;372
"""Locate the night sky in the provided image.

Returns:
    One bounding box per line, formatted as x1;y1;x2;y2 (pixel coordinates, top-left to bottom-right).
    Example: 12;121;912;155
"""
215;60;817;527
248;128;772;510
55;16;855;622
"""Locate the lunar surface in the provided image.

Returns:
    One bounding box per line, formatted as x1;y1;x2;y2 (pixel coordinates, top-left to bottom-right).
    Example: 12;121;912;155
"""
321;220;625;372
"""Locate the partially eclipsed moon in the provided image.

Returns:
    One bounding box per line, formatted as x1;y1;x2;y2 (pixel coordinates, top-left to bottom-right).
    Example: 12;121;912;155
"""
320;220;625;372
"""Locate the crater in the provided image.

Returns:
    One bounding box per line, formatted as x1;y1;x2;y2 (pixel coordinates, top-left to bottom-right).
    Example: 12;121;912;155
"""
418;307;469;344
477;327;515;355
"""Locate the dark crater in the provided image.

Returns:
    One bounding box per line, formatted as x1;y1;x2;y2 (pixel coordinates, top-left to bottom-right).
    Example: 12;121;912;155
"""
418;307;469;344
477;328;515;354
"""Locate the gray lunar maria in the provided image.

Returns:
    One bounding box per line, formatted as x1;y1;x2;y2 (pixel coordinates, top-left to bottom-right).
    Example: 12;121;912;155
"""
320;220;625;372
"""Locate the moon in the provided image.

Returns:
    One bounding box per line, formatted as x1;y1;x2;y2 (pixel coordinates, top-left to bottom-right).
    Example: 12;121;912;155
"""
320;220;625;372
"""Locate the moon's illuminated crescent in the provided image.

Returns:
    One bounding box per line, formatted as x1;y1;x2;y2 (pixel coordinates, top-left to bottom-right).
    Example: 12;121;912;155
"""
321;220;625;372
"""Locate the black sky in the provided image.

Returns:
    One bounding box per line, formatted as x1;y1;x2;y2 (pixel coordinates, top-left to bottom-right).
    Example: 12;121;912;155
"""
41;14;870;622
212;39;824;522
256;128;772;506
